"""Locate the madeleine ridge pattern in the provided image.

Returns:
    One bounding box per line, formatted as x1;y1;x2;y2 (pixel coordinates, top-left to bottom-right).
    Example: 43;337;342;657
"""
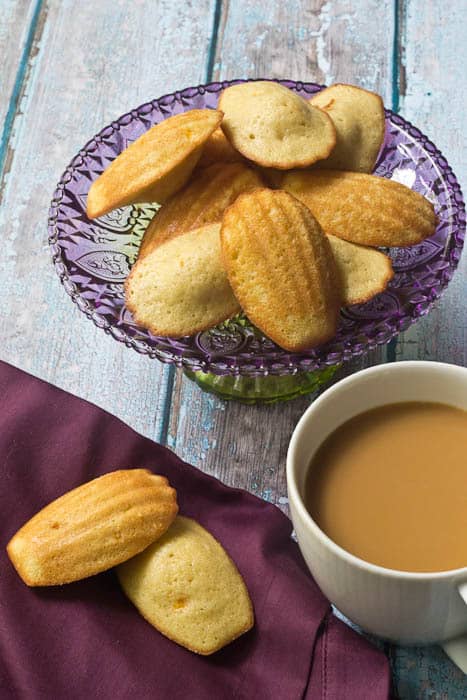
48;80;465;375
87;109;223;218
282;170;437;247
7;469;178;586
138;162;265;259
221;189;341;351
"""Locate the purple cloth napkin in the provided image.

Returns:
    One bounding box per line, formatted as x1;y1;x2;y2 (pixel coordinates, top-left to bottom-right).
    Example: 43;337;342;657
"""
0;361;391;699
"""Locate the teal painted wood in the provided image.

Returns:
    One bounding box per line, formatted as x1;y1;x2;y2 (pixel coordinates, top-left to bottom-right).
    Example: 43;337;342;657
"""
393;0;467;368
0;0;216;442
386;1;467;696
389;644;467;700
164;2;467;697
167;0;395;505
0;0;39;180
0;2;466;698
211;0;394;102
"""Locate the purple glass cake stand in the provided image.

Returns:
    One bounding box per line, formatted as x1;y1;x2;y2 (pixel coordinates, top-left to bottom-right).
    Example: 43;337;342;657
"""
48;79;465;403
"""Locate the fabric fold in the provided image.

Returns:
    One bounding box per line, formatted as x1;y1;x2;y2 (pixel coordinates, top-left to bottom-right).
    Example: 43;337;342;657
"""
0;361;391;699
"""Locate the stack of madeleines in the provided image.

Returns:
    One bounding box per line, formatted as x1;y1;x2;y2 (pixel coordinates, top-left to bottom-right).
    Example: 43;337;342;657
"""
86;81;438;352
7;469;254;655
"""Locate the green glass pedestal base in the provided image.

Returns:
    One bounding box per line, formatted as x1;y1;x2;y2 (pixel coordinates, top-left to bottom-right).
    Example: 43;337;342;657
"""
183;365;339;405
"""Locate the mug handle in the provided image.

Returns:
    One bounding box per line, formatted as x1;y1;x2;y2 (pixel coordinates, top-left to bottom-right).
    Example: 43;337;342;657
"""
441;582;467;673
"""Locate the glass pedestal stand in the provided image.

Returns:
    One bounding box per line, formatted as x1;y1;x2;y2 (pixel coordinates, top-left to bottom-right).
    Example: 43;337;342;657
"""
184;365;339;405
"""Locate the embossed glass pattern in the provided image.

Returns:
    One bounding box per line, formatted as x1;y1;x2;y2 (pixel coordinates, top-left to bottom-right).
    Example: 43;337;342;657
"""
48;80;465;377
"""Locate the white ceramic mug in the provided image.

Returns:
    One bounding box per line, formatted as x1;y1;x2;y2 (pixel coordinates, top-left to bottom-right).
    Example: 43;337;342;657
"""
287;361;467;672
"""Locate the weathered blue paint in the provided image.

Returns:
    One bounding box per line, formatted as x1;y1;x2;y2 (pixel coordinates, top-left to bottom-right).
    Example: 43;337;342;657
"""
0;0;465;695
205;0;223;84
168;0;395;496
0;0;39;183
394;0;467;369
0;0;43;169
0;0;216;442
387;0;467;692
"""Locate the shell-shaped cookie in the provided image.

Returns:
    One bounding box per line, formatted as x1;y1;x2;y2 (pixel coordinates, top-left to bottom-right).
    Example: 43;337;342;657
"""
327;234;394;305
196;127;246;168
126;223;240;337
7;469;178;586
117;516;254;655
138;162;264;259
310;84;386;173
282;170;437;247
87;109;223;219
218;81;336;169
221;188;342;351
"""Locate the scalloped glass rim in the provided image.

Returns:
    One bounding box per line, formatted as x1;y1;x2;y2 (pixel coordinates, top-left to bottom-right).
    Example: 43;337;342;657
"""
48;78;466;377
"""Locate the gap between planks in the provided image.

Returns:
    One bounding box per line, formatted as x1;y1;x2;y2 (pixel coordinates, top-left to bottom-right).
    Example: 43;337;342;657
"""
385;0;404;364
165;0;397;464
0;0;47;204
158;0;224;447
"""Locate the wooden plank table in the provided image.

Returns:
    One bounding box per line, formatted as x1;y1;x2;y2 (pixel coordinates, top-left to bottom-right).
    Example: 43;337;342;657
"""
0;1;465;697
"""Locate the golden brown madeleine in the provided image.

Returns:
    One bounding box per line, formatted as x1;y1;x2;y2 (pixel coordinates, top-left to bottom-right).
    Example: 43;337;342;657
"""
138;162;265;259
327;235;394;305
7;469;178;586
126;223;240;337
218;81;336;169
118;516;254;655
221;189;341;351
196;127;246;168
86;109;223;219
282;170;437;247
310;84;386;173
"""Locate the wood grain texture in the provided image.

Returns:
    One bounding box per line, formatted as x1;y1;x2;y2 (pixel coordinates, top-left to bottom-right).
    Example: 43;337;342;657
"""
0;0;216;441
393;0;467;368
0;0;38;178
389;644;467;700
387;1;467;696
1;2;466;695
167;0;396;508
212;0;394;102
